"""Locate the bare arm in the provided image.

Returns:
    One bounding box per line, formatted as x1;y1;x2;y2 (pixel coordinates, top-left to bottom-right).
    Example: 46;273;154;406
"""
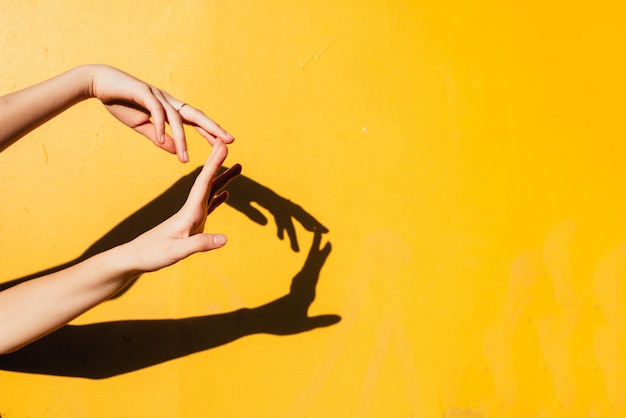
0;66;88;151
0;64;234;160
0;142;240;354
0;245;138;354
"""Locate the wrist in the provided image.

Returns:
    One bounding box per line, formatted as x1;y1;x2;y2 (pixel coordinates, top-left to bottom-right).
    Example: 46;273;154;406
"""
74;64;100;100
98;242;145;282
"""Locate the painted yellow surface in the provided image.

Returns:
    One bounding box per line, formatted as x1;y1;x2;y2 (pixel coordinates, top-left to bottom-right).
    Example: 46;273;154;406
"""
1;1;626;417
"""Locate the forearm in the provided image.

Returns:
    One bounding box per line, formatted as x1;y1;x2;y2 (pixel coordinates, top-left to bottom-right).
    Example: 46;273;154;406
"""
0;65;94;152
0;244;139;354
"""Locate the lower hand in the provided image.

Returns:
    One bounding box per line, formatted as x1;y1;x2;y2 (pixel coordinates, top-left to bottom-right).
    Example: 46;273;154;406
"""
124;142;241;272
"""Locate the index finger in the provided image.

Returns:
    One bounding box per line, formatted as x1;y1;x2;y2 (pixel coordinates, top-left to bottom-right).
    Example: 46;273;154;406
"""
160;90;235;145
180;106;235;145
186;142;229;207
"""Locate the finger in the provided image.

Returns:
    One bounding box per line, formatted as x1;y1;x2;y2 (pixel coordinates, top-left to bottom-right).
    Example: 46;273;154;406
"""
151;87;188;162
320;241;332;258
183;107;235;144
132;85;166;145
186;142;228;207
193;126;218;146
274;217;300;252
208;191;229;215
302;315;342;331
160;90;234;144
240;204;269;225
176;233;228;259
303;235;332;268
291;204;329;234
133;124;177;154
285;221;299;252
311;229;322;250
211;164;242;195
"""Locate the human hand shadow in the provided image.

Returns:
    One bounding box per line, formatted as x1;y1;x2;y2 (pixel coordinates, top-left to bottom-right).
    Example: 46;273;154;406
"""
244;231;340;334
224;170;328;252
0;231;340;379
0;166;339;378
0;166;327;296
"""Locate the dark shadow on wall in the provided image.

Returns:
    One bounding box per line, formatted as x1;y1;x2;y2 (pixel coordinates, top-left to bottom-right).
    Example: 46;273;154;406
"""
0;166;329;295
0;168;340;378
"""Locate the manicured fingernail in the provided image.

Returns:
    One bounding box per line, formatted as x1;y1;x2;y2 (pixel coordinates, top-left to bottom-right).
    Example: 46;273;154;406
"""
213;235;228;246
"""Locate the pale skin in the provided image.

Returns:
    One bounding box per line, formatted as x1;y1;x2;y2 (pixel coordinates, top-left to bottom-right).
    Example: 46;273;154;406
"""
0;65;238;354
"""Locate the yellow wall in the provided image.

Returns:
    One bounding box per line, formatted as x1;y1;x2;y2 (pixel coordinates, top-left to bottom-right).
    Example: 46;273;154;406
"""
1;1;626;416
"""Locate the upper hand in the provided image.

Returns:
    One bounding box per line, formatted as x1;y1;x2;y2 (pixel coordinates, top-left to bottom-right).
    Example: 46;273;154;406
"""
87;64;234;162
224;176;329;252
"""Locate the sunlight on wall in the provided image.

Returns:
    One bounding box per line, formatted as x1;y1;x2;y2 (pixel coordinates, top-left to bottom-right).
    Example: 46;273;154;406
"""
1;1;626;417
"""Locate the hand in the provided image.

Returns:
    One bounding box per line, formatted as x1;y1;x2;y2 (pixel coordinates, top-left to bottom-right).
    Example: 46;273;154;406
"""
246;232;340;334
224;175;329;252
87;64;234;162
124;142;241;272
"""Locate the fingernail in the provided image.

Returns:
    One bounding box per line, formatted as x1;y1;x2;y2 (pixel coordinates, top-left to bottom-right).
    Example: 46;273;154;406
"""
213;235;228;246
159;134;165;144
182;150;189;162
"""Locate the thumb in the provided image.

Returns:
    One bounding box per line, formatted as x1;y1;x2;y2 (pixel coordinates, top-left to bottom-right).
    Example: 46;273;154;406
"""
301;315;342;332
175;234;228;259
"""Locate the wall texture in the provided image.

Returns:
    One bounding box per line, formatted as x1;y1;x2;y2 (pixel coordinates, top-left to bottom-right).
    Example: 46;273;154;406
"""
1;1;626;417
